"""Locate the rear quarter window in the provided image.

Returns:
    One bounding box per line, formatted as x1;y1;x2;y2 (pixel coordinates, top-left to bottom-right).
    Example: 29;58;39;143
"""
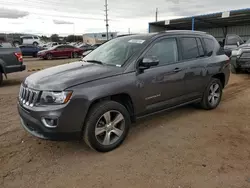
204;38;215;56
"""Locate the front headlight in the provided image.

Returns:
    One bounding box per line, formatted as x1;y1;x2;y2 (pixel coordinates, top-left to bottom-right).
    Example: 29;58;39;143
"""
39;91;73;105
231;49;242;57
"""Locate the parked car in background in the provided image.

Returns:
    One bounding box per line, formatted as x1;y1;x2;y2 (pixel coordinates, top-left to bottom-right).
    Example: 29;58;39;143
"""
230;39;250;73
21;36;42;46
19;45;44;57
18;31;230;152
0;42;26;85
37;44;83;60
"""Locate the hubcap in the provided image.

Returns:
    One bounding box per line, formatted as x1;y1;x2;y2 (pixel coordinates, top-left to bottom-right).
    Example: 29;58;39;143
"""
208;83;220;106
95;110;125;146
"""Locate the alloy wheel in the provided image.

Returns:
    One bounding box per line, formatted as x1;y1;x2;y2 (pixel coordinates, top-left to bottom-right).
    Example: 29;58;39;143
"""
95;110;125;146
208;83;220;106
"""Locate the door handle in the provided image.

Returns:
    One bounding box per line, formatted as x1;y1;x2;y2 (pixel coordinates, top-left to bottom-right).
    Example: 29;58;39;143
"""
173;68;182;72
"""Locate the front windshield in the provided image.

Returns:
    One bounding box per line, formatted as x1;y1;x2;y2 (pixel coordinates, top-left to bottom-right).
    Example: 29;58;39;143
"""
83;36;148;66
246;38;250;44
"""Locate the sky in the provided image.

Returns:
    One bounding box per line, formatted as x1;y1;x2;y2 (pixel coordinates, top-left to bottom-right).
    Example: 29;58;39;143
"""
0;0;249;36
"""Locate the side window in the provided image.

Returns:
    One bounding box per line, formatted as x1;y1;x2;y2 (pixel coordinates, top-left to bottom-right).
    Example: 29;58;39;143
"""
180;37;199;60
34;37;38;39
196;38;205;57
145;38;178;66
56;46;64;50
23;36;33;39
204;38;214;56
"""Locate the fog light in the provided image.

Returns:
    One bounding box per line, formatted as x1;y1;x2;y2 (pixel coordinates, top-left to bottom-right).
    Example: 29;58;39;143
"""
41;117;58;128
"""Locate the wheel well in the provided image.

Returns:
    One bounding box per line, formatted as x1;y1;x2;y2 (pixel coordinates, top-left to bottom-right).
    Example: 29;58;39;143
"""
90;94;135;122
212;73;225;88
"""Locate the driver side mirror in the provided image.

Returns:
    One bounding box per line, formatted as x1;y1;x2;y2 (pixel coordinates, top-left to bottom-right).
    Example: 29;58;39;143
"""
139;56;159;70
237;41;240;47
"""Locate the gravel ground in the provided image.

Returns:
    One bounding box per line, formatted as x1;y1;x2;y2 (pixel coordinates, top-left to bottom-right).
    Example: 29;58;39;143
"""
0;57;249;188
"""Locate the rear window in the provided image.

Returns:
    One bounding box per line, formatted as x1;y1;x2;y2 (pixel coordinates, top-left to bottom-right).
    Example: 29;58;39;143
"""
180;37;199;60
204;38;214;55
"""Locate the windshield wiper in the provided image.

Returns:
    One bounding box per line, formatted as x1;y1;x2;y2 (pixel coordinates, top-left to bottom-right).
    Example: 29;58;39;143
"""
85;60;103;65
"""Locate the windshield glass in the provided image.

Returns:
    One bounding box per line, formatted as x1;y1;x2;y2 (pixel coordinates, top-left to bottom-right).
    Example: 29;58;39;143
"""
246;38;250;44
83;36;148;66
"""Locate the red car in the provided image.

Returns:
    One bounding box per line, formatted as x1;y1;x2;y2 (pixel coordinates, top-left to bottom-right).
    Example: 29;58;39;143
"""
37;45;83;60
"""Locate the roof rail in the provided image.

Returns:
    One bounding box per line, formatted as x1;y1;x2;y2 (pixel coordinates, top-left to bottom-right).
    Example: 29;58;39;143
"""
163;30;207;34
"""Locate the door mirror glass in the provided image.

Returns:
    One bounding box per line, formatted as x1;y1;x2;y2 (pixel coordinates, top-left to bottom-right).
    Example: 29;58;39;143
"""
139;56;159;69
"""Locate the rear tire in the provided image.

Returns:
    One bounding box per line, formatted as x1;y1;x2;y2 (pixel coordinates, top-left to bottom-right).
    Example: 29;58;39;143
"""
84;101;130;152
71;52;78;58
199;78;223;110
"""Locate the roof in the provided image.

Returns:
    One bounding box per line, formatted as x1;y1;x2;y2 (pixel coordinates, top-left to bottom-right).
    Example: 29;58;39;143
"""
149;8;250;30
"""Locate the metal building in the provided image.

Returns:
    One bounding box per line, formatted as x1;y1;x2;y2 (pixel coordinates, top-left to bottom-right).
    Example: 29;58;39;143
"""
149;8;250;41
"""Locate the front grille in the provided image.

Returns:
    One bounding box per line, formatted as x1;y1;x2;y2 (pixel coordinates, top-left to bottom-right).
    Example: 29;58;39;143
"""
240;52;250;59
19;85;40;107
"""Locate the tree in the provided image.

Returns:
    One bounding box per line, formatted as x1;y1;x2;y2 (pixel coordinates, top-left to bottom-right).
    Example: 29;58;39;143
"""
66;35;82;42
50;34;60;42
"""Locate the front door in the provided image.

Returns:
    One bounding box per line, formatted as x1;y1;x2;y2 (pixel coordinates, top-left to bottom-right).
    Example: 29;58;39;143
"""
178;37;208;99
135;37;186;115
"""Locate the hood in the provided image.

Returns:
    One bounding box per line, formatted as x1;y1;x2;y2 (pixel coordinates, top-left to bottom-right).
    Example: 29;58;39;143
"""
239;44;250;49
24;61;123;90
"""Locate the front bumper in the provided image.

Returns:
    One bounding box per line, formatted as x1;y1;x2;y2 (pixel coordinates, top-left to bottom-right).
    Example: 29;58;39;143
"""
236;58;250;69
18;102;82;141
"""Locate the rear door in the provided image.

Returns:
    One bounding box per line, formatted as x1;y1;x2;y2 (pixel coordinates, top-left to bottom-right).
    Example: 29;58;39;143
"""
63;45;75;56
178;36;208;99
53;46;65;57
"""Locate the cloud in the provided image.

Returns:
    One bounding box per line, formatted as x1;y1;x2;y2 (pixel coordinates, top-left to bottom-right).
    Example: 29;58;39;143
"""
0;7;29;18
53;20;74;24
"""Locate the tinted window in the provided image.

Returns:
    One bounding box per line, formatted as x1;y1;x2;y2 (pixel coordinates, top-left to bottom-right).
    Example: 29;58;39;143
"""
145;38;178;66
196;38;205;57
181;37;199;60
226;35;244;45
56;46;65;50
204;38;214;55
23;36;33;39
34;36;38;39
65;45;74;49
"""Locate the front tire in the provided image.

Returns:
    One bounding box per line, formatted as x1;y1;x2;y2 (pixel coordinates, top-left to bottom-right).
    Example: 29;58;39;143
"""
71;52;78;58
200;78;223;110
46;53;53;60
84;101;130;152
33;42;38;46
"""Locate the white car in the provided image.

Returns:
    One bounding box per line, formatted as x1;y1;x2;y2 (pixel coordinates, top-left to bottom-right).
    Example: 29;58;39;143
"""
21;36;41;46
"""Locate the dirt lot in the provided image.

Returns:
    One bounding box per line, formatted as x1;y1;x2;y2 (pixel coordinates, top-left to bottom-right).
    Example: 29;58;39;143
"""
0;57;250;188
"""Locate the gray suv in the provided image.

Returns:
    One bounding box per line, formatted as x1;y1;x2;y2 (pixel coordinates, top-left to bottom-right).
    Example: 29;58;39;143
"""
18;31;230;152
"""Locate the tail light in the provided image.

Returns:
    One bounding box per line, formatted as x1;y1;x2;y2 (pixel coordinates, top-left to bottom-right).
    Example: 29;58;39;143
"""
14;52;23;62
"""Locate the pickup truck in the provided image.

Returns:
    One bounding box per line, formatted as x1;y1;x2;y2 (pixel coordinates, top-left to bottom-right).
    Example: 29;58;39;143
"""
0;42;26;85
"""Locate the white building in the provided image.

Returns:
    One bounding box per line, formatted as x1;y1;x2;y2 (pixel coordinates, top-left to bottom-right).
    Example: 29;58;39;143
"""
82;32;117;45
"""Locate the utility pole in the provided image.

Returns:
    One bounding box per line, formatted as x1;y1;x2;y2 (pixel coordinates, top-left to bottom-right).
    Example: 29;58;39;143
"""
156;8;158;22
128;28;130;34
104;0;109;41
